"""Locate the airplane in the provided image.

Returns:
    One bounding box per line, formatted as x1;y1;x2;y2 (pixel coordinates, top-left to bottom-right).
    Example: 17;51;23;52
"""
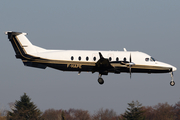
5;31;177;86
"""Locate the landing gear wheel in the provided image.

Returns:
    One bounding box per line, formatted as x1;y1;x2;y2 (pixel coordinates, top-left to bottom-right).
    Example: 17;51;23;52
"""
170;81;175;86
98;78;104;85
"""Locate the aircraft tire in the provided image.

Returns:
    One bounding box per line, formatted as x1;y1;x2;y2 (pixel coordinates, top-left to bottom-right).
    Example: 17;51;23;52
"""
98;78;104;85
170;81;175;86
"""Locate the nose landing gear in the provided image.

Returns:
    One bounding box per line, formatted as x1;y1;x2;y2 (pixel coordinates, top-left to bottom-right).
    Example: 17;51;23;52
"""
170;72;175;86
170;81;175;86
98;74;104;85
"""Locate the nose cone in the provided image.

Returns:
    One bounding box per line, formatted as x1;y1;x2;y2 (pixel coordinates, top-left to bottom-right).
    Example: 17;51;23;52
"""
156;61;177;72
172;66;177;72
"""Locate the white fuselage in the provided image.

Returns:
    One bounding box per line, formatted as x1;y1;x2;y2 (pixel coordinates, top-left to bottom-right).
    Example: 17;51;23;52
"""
31;49;176;72
5;31;177;86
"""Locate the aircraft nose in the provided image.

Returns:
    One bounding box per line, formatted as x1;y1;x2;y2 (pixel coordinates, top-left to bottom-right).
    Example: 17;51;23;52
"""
157;61;177;72
172;66;177;72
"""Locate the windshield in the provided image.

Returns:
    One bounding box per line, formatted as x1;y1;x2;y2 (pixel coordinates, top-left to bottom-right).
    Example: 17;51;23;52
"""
150;57;156;62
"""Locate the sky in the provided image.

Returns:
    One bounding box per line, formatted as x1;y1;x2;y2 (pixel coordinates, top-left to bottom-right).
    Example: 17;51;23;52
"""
0;1;180;115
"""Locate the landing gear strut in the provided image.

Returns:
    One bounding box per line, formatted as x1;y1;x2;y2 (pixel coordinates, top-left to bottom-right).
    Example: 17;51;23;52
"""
170;72;175;86
98;74;104;85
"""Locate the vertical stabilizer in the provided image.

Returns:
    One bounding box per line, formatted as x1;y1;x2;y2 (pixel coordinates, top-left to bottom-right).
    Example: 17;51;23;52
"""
5;31;38;60
16;33;37;54
5;31;37;55
5;31;47;69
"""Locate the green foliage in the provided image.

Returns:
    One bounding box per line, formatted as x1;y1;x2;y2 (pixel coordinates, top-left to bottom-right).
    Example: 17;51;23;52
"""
61;110;65;120
5;93;180;120
122;100;145;120
7;93;43;120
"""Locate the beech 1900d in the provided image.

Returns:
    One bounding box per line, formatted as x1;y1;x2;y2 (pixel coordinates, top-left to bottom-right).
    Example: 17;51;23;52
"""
5;31;177;86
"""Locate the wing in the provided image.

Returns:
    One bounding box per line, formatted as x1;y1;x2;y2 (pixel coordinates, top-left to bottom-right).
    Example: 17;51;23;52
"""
93;52;135;76
93;52;114;75
96;52;113;69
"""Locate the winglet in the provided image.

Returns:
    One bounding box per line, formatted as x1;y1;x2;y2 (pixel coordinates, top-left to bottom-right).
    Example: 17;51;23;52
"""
123;48;127;52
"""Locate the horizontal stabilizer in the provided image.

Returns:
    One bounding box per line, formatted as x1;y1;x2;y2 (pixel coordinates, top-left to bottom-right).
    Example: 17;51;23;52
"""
5;31;27;37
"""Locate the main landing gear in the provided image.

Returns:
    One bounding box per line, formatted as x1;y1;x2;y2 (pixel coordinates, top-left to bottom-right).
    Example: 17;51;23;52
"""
170;72;175;86
98;74;104;85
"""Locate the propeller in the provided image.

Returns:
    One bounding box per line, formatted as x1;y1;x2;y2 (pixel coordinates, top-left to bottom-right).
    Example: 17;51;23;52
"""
121;53;135;78
129;53;135;78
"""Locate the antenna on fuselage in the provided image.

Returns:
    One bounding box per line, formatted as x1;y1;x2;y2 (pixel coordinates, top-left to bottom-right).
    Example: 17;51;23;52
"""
123;48;127;52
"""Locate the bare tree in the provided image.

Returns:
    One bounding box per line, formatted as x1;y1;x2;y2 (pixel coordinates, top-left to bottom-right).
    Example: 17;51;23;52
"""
42;108;62;120
142;106;154;120
67;108;91;120
143;102;175;120
154;102;175;120
174;101;180;120
92;108;118;120
0;110;6;120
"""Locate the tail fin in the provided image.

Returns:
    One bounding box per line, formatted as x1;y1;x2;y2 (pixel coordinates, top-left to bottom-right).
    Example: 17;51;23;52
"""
5;31;47;69
5;31;37;56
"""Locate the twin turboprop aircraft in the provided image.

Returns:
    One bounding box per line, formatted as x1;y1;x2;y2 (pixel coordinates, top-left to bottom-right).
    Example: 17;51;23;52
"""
5;31;177;86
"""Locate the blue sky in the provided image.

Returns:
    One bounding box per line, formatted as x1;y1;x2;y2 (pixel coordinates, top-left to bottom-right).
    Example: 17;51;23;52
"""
0;1;180;114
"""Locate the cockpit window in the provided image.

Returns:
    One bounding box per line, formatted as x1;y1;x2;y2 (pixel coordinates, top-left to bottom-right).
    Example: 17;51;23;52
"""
145;58;149;61
150;57;156;62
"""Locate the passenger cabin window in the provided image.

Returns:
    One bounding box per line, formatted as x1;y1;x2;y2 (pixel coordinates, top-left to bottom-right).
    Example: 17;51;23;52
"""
109;57;112;61
71;56;74;60
145;58;149;61
86;56;89;61
78;56;81;61
116;57;119;61
93;57;96;61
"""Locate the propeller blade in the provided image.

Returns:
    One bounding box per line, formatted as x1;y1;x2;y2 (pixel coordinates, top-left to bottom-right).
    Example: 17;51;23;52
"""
129;53;132;78
130;65;132;79
121;53;134;78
